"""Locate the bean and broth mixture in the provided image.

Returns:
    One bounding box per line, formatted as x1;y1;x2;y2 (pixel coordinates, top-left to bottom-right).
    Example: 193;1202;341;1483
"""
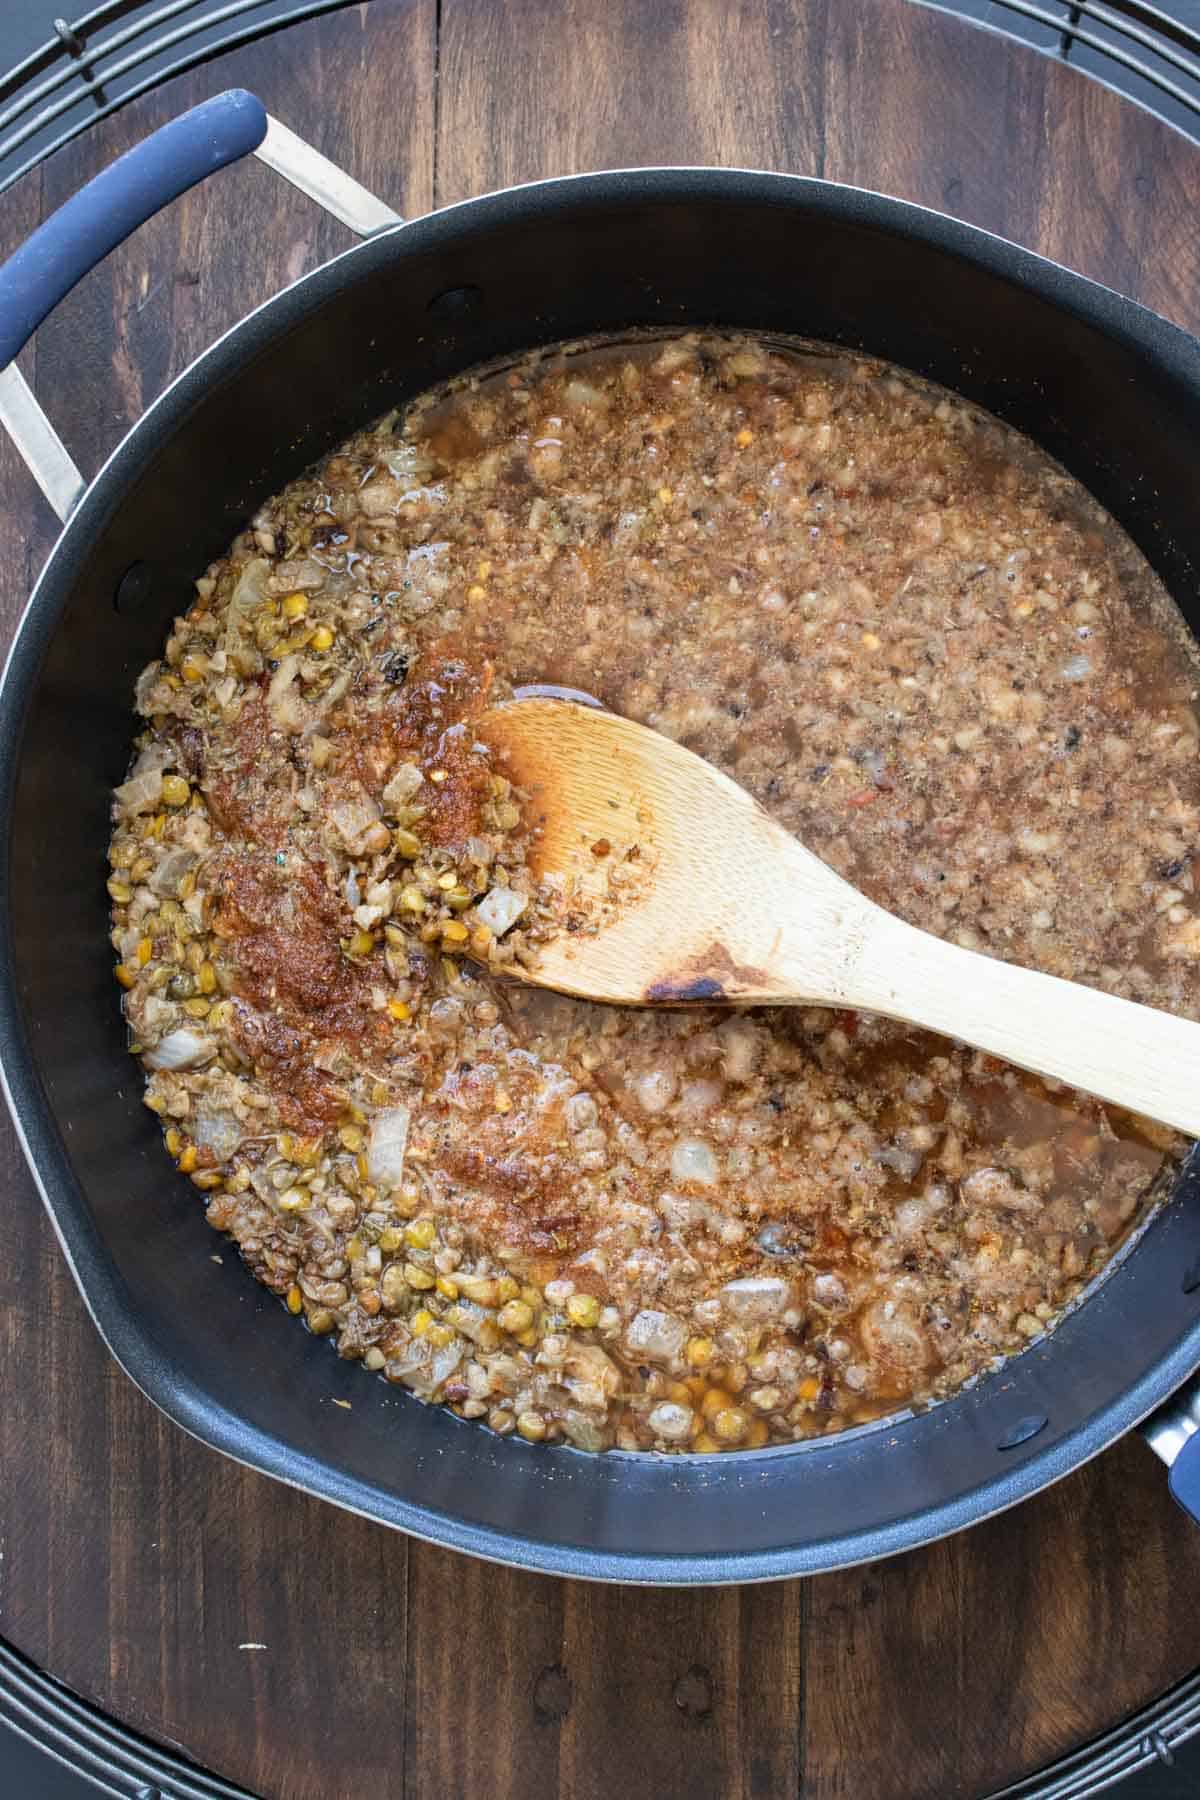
108;332;1198;1455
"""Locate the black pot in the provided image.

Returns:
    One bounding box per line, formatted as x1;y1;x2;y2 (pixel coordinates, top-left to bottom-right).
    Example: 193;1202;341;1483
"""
3;92;1200;1583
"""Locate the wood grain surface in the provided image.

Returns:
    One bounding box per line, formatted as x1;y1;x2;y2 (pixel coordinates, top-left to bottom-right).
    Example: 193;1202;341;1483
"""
3;2;1200;1796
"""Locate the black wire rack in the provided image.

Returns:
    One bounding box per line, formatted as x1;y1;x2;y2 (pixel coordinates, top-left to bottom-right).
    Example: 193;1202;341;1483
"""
1;0;1200;201
0;1616;1197;1800
930;0;1200;136
1;0;1200;198
2;2;1200;1797
0;0;355;196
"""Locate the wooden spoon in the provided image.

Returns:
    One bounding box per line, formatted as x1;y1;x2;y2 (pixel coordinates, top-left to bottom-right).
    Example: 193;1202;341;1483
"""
482;696;1200;1137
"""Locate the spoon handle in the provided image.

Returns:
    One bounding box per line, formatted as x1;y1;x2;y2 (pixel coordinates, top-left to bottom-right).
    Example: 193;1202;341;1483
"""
840;911;1200;1136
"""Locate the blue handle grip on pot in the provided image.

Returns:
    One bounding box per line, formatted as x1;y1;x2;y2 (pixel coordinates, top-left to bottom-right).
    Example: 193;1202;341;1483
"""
1170;1428;1200;1524
0;89;268;369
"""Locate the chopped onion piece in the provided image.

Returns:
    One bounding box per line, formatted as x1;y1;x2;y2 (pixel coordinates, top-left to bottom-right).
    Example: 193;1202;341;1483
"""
873;1143;924;1181
812;1272;848;1308
430;1338;466;1389
718;1018;760;1082
721;1275;793;1320
384;444;437;485
678;1079;723;1119
757;1222;797;1258
634;1068;676;1114
388;1333;464;1395
114;768;163;815
230;557;271;616
670;1136;718;1186
192;1106;244;1162
322;670;353;713
331;794;382;846
141;995;177;1035
382;762;424;810
130;740;174;779
658;1192;698;1230
368;1105;411;1189
267;654;304;731
149;848;197;898
145;1028;217;1071
624;1308;687;1363
562;1411;610;1452
564;378;610;410
476;886;527;937
647;1402;693;1440
134;662;164;711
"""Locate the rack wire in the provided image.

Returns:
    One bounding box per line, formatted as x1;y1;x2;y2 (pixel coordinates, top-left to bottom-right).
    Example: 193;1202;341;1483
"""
927;0;1200;137
1;1;1200;1796
1;1;1200;198
0;0;355;195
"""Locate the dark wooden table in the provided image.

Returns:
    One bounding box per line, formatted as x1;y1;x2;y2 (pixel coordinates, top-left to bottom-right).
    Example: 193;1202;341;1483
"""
4;3;1200;1795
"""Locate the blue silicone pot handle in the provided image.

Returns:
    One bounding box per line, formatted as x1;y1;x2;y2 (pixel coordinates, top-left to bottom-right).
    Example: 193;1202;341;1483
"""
0;89;267;369
1170;1428;1200;1524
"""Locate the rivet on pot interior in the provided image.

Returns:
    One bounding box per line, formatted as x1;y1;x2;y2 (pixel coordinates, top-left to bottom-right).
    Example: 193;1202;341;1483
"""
997;1414;1049;1452
114;561;155;615
426;285;483;317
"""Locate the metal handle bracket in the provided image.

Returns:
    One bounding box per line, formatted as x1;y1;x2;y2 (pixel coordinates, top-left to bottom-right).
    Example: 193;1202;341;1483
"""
1143;1372;1200;1525
253;116;401;237
0;90;401;522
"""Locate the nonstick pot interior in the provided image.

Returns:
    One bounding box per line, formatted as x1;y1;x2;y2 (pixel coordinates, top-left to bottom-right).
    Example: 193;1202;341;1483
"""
6;170;1200;1582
